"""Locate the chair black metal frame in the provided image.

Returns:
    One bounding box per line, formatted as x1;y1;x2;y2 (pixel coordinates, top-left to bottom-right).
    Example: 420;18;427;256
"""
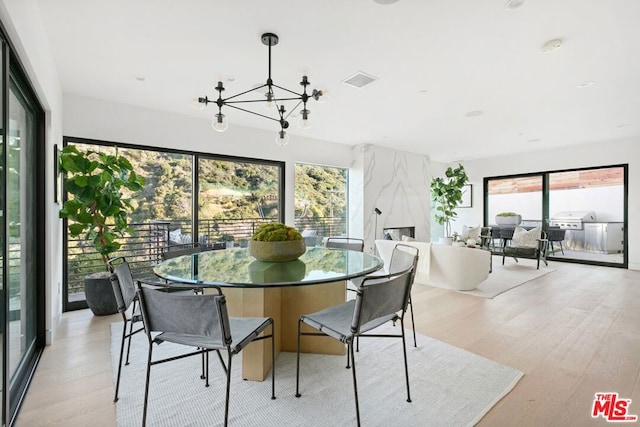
107;256;156;403
502;230;549;269
294;266;415;426
136;282;276;427
350;243;419;349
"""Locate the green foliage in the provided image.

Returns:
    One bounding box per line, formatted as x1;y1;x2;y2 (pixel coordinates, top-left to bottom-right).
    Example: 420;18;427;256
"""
430;164;469;237
58;145;145;265
251;222;302;241
295;164;347;218
496;211;518;216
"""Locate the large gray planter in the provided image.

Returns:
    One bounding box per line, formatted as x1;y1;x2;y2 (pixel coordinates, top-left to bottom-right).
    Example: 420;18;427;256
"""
85;271;118;316
495;214;522;226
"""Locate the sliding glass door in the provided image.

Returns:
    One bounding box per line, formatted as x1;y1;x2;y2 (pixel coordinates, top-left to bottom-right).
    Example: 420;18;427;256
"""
485;165;627;268
0;32;46;426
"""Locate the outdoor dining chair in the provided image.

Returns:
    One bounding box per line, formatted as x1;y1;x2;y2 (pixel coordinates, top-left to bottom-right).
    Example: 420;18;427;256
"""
136;282;275;427
295;267;415;426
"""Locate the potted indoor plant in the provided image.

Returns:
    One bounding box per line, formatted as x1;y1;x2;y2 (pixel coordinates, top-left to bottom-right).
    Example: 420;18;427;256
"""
248;222;306;262
430;164;469;244
58;145;145;315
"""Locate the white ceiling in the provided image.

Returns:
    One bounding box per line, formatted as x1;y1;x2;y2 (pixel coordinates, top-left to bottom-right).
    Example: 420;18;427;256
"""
35;0;640;162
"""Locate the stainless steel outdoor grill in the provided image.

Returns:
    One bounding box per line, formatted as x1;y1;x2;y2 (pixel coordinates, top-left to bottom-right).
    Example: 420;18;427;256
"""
549;211;596;230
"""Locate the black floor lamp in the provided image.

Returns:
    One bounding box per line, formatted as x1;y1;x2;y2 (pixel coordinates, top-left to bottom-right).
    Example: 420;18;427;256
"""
374;208;382;240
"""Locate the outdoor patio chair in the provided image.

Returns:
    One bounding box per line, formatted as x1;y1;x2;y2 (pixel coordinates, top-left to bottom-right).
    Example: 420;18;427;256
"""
295;267;415;426
136;282;275;427
547;227;566;255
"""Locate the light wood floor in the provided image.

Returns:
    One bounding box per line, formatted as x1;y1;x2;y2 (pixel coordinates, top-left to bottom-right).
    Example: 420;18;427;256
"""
15;259;640;426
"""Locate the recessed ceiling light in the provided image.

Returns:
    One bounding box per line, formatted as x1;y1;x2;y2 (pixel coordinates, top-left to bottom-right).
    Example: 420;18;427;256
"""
419;89;428;94
465;110;484;117
133;75;146;82
577;81;594;88
542;38;563;53
527;138;542;143
374;0;400;4
505;0;524;9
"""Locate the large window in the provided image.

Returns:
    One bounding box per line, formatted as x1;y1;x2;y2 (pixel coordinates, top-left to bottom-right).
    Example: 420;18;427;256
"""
62;138;284;310
294;163;348;246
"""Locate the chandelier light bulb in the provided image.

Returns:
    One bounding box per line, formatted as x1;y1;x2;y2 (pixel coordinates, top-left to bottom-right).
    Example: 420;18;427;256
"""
276;130;290;146
191;96;206;111
211;113;228;132
264;92;274;109
298;109;311;129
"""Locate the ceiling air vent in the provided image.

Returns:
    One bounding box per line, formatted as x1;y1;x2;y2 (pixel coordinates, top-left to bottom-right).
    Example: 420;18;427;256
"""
342;71;378;89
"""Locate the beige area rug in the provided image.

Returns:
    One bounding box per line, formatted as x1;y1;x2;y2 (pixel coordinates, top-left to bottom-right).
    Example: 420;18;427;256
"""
112;322;523;426
461;256;555;298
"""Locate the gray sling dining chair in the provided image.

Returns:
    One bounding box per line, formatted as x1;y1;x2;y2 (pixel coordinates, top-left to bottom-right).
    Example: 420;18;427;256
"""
136;282;275;427
108;255;207;403
295;267;415;426
350;243;419;348
107;256;153;403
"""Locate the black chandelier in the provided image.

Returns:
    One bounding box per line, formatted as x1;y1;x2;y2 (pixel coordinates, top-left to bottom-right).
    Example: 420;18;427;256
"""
196;33;324;145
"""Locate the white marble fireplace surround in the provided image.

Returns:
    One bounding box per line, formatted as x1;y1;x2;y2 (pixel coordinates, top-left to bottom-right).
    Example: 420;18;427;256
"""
350;144;432;254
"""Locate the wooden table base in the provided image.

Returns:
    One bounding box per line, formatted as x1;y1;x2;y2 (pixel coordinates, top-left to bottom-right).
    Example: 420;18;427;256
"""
213;281;346;381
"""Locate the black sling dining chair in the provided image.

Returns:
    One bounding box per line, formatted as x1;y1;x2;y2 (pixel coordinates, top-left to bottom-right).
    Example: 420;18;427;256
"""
136;282;275;427
295;266;415;426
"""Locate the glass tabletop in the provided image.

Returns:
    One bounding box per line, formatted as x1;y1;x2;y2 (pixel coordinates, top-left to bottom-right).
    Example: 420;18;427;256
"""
153;246;383;288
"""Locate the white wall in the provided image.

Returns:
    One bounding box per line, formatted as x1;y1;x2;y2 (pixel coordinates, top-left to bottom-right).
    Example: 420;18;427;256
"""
454;139;640;270
1;0;64;343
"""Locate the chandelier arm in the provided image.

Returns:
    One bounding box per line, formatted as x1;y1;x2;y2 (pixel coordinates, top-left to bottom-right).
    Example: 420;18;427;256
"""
223;84;268;102
283;100;303;120
224;103;282;123
271;83;304;97
224;96;302;105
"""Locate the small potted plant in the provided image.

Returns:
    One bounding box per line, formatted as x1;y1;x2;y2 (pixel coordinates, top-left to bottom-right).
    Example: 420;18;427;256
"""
430;164;469;244
58;145;145;315
495;211;522;226
248;222;306;262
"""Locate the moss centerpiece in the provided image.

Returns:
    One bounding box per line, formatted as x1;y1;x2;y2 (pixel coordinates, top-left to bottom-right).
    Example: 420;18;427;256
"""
248;222;306;262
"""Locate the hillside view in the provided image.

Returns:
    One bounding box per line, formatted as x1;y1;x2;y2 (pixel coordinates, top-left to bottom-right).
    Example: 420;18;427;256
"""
71;142;347;226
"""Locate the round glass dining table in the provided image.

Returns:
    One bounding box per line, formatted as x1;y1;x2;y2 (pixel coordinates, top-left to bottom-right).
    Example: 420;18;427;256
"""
153;246;383;381
153;246;383;287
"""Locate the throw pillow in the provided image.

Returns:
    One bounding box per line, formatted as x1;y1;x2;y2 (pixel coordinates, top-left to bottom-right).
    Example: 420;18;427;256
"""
401;235;416;242
461;225;481;241
512;226;541;248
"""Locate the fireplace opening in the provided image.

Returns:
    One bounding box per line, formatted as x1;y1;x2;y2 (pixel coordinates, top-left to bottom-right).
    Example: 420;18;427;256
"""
383;226;415;240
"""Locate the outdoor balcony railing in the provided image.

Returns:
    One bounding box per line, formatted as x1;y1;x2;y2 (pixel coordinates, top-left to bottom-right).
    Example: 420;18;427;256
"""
65;216;347;299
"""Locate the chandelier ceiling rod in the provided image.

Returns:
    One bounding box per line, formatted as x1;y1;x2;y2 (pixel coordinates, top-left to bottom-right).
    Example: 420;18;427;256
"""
197;32;323;146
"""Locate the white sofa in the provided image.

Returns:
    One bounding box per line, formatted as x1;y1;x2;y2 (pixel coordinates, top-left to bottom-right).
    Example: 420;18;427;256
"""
375;239;490;291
